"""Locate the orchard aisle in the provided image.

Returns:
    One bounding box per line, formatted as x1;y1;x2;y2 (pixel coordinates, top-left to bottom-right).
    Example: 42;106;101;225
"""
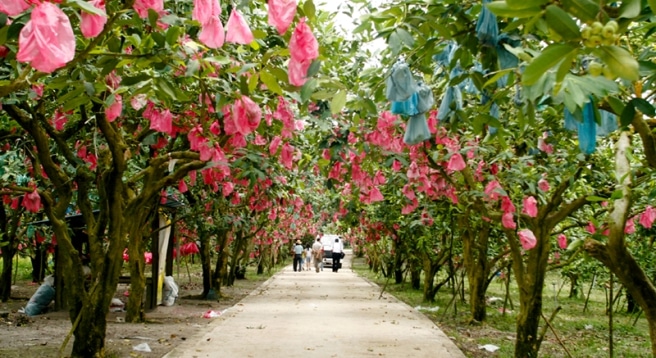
164;250;465;358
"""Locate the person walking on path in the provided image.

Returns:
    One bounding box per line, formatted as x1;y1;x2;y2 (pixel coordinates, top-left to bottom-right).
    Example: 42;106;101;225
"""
311;238;323;273
331;237;343;272
304;245;312;271
293;240;304;272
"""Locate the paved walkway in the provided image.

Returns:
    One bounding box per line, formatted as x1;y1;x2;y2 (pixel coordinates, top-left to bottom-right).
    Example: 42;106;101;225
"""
164;251;466;358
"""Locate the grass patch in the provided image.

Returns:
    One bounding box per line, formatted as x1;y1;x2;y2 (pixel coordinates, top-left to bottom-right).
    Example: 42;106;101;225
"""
2;256;41;283
351;256;651;357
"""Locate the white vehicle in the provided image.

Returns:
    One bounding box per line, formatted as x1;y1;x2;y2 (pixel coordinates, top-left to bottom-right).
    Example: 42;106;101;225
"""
320;234;342;268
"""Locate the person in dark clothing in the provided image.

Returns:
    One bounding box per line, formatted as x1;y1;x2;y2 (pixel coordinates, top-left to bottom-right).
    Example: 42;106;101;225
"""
331;238;343;272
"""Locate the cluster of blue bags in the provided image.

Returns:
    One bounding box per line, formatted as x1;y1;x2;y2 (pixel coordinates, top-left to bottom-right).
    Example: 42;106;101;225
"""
564;100;618;155
386;60;434;145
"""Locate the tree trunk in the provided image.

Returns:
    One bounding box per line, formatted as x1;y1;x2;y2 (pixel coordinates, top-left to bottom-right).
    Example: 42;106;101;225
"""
226;231;247;287
71;302;107;357
508;226;551;358
125;235;146;323
410;266;421;290
199;232;212;298
70;278;117;357
0;204;19;302
462;220;491;322
626;292;638;314
393;238;404;284
586;239;656;356
567;272;579;298
583;132;656;356
30;244;47;282
0;247;15;301
53;221;123;358
124;202;158;323
422;254;437;302
212;230;230;296
257;259;264;275
468;267;487;322
515;292;543;358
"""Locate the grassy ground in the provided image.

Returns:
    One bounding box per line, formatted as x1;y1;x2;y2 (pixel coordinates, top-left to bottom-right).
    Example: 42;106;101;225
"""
350;256;651;358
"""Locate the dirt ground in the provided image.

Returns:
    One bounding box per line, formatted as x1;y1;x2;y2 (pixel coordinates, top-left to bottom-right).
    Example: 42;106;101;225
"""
0;272;269;358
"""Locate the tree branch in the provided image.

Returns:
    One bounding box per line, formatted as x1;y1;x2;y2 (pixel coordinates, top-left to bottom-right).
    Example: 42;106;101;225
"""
632;114;656;168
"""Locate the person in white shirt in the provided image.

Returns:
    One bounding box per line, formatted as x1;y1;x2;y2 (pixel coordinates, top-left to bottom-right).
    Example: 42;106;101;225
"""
331;237;343;272
304;246;312;271
311;238;323;273
293;240;304;272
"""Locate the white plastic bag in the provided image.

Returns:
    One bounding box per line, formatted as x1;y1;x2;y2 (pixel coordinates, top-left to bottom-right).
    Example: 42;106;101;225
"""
162;276;178;306
479;344;500;352
132;342;151;352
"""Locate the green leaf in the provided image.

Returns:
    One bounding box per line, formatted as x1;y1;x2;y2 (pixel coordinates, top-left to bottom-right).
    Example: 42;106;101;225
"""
0;25;8;46
620;102;636;127
7;20;22;42
566;239;583;253
586;195;607;202
395;28;414;47
561;0;600;23
595;46;639;82
83;82;95;96
485;1;542;18
507;0;550;7
260;70;283;95
155;78;178;101
307;60;321;78
100;58;120;76
361;98;378;115
148;8;160;29
57;86;85;106
555;75;618;110
235;63;258;75
631;98;655;117
69;0;106;16
483;69;514;89
248;72;259;93
469;71;485;92
606;97;625;115
121;74;152;86
545;5;581;40
522;44;578;86
303;0;316;21
650;0;656;14
555;50;577;85
270;68;289;82
310;91;334;100
388;31;401;55
63;95;91;111
185;59;200;77
166;26;182;46
330;90;347;115
300;79;317;103
610;189;624;200
618;0;641;18
204;56;231;66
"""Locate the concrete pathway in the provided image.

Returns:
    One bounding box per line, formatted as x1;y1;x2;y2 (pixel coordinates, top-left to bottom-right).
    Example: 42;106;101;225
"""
164;251;466;358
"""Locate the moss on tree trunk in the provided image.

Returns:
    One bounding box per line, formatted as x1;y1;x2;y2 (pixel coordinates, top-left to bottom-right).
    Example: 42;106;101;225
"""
462;219;491;322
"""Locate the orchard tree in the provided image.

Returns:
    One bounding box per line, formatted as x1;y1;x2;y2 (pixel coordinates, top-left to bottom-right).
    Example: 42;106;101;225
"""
0;0;349;356
336;0;656;356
